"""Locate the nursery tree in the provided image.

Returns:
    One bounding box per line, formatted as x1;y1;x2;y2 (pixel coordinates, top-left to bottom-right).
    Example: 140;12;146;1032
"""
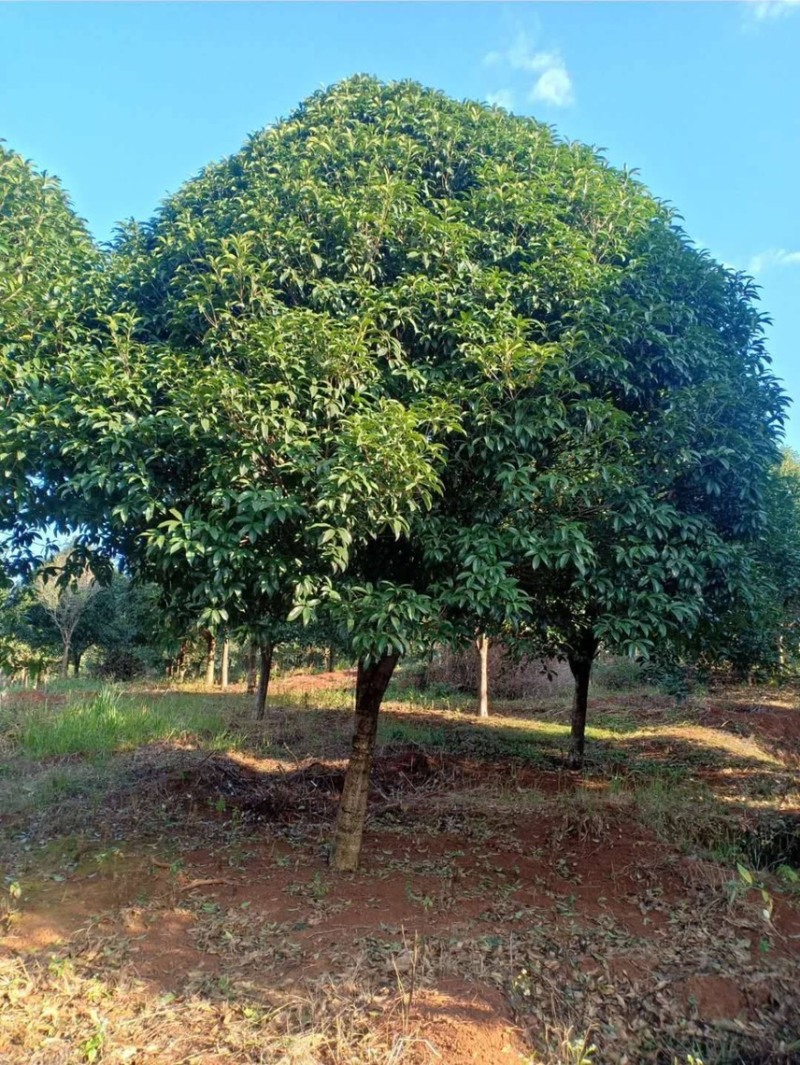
514;223;786;766
674;449;800;682
0;145;100;573
761;452;800;668
0;582;48;681
0;78;786;865
31;550;100;677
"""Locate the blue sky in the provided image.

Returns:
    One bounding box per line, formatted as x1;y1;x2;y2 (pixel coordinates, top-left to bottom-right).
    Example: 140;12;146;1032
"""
2;1;798;446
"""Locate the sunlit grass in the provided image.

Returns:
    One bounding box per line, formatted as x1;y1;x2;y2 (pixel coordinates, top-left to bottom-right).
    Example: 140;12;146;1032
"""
3;686;234;758
2;675;785;777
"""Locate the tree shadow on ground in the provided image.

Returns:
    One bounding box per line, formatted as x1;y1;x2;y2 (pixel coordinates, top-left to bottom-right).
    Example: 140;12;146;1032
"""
3;732;800;1065
5;682;800;1065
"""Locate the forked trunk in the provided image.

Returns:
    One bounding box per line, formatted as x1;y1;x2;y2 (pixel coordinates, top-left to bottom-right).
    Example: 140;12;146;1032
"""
204;631;216;687
253;641;273;720
220;637;230;688
567;634;598;769
330;651;399;871
477;633;490;718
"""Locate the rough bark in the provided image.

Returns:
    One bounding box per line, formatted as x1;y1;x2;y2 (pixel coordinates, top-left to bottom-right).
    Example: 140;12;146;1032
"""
220;638;230;688
204;631;216;687
567;634;598;769
477;633;490;718
253;641;273;720
330;651;399;871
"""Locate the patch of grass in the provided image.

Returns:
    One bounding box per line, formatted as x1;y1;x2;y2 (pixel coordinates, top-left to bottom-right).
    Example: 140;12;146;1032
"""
378;719;450;748
268;685;354;712
630;776;741;858
27;762;113;810
384;678;472;714
4;687;234;758
17;676;102;697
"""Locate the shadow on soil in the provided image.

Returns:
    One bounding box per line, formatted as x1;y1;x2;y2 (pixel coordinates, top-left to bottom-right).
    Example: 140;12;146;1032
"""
4;685;800;1065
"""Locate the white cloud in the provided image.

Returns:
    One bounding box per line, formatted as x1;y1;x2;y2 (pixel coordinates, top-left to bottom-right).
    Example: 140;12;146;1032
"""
747;0;800;20
747;248;800;274
529;63;574;108
507;32;544;73
486;89;515;111
483;31;574;109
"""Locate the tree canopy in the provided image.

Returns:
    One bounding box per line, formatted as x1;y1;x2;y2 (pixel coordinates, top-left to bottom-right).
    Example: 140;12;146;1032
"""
0;77;789;866
0;144;100;573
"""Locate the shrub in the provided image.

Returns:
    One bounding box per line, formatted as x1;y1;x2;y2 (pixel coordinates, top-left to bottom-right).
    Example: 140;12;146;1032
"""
592;657;644;692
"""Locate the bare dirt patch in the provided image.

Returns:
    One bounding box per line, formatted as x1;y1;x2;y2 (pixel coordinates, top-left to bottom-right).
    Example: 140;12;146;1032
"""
408;979;526;1065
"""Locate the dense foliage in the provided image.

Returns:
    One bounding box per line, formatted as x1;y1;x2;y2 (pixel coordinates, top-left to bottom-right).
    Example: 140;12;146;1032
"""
0;78;791;865
0;144;100;573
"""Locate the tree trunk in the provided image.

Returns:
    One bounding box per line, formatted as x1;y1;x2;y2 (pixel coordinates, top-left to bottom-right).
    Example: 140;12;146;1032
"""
73;650;82;677
253;641;273;720
246;645;257;693
204;631;216;687
220;637;230;688
327;645;335;673
176;642;187;682
330;651;399;872
60;637;71;679
567;634;598;769
477;633;490;718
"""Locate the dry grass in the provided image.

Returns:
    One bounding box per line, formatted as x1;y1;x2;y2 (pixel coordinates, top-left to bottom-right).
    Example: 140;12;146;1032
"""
1;676;799;1064
0;951;424;1064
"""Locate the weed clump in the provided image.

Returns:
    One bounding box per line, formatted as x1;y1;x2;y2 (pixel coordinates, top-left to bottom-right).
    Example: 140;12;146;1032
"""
4;687;231;757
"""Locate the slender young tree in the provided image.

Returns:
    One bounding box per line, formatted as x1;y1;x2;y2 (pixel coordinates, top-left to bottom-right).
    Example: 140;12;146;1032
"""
476;634;490;719
220;636;230;688
203;630;216;687
33;551;100;677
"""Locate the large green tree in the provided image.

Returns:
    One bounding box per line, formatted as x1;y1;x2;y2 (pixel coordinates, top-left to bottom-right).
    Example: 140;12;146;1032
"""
672;449;800;682
0;145;100;573
507;225;787;765
0;78;786;868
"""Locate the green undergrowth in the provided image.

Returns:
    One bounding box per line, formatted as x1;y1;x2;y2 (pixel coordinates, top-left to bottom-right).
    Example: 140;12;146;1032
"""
1;686;234;758
378;715;565;765
2;678;797;874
